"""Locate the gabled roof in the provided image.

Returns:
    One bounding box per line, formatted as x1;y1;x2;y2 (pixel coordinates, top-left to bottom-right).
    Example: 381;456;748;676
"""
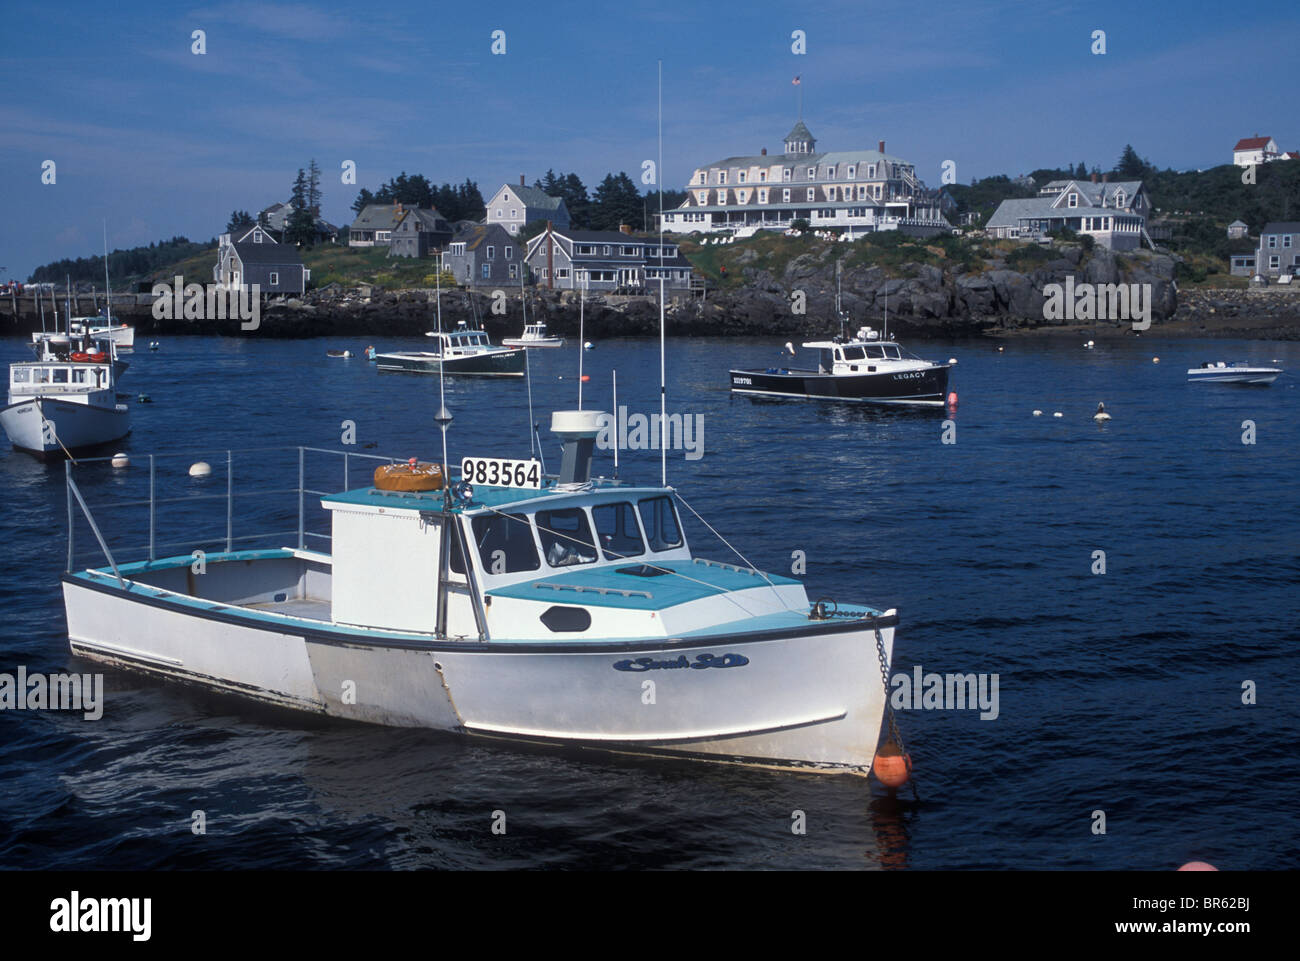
1260;222;1300;234
1285;152;1300;160
1045;180;1144;209
1228;219;1248;228
495;184;565;211
351;204;440;231
232;241;304;265
1234;136;1274;150
393;207;450;232
450;223;518;252
695;147;908;172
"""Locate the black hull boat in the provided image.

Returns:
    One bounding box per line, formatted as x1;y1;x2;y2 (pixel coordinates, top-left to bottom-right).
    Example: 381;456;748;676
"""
729;363;950;405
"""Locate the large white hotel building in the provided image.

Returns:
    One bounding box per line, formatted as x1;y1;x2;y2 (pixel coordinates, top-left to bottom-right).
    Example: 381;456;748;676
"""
660;119;951;237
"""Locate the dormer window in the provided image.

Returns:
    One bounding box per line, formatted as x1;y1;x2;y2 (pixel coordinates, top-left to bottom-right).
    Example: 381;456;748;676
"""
758;171;767;182
828;165;836;178
738;171;746;183
807;166;816;179
1068;193;1079;208
718;171;727;184
1114;190;1126;207
783;168;791;181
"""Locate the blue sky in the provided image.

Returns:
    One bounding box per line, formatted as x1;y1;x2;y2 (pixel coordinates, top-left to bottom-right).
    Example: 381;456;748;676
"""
1;0;1297;278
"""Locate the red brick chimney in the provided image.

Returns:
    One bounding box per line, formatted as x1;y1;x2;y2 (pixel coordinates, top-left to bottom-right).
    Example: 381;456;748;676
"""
761;147;767;156
1090;172;1098;183
520;174;525;187
878;140;885;153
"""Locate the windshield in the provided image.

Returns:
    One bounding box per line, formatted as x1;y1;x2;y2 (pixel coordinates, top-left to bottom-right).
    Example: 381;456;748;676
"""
592;502;645;560
471;512;539;574
638;496;682;552
536;508;598;567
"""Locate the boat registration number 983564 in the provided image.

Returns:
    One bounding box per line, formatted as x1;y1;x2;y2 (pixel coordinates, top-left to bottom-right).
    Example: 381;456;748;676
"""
461;457;542;489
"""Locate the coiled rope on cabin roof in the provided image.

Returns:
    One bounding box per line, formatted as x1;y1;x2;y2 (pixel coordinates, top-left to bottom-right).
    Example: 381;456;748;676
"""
470;497;799;618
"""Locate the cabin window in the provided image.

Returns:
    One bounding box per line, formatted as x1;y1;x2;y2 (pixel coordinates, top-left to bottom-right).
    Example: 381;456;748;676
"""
592;502;646;560
471;513;540;574
883;345;901;359
637;496;682;552
536;508;598;567
52;368;69;384
864;345;885;359
841;346;867;361
13;369;29;383
269;272;279;286
72;368;88;383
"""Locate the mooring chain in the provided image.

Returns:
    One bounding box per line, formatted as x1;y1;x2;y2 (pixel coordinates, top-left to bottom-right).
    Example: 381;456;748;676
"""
874;620;919;800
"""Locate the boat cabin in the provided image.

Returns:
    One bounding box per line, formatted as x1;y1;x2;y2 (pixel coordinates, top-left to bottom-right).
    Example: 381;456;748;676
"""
432;328;496;356
802;327;908;375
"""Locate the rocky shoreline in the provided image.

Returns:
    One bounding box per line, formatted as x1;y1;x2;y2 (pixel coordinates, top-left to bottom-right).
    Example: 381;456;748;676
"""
7;247;1300;341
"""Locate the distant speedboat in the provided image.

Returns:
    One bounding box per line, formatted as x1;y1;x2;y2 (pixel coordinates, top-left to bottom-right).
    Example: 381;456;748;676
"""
502;322;564;349
375;324;525;377
1187;361;1282;385
730;326;952;406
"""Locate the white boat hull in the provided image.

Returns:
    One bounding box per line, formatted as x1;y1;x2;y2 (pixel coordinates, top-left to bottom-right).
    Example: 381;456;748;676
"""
1;397;130;455
1187;368;1280;385
501;337;565;348
63;565;895;774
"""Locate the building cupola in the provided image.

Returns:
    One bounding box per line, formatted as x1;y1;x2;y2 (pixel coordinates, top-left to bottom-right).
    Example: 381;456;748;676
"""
783;120;816;155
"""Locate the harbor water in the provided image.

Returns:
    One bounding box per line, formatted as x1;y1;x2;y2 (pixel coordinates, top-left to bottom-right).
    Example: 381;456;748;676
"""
1;333;1297;869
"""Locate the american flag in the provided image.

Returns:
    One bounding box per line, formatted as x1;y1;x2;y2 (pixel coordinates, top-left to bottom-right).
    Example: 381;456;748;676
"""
792;76;801;85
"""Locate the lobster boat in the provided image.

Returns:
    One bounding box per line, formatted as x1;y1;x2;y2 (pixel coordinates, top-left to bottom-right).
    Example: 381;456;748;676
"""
59;411;901;775
374;323;525;377
730;326;952;406
2;332;130;457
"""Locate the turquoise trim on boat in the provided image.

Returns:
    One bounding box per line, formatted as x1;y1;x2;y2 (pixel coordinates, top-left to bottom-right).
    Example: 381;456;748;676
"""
322;481;671;514
486;560;800;611
676;606;883;637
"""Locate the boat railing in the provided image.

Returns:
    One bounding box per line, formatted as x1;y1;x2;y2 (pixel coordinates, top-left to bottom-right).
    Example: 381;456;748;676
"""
63;446;405;575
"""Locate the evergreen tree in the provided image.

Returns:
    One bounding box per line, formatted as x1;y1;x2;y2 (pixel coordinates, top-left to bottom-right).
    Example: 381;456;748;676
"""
1117;145;1145;178
285;169;317;246
226;210;255;232
352;187;375;214
1076;161;1088;178
456;179;485;221
559;173;590;228
589;172;642;231
306;159;322;215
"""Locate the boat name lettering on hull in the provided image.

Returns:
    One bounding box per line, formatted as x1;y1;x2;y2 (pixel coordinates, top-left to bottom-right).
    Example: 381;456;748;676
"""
613;653;749;671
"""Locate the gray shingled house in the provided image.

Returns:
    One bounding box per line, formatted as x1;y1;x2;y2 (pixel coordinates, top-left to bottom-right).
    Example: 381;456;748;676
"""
522;227;693;292
485;178;571;236
213;225;310;295
1256;222;1300;277
388;206;453;258
444;224;524;286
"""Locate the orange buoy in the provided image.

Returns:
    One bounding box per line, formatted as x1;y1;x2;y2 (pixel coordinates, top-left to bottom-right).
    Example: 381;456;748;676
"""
946;391;958;407
580;374;590;382
873;740;912;788
1177;861;1218;871
373;460;444;492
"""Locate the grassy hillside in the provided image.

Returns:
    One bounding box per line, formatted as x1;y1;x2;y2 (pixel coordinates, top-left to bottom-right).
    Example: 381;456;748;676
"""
141;244;454;291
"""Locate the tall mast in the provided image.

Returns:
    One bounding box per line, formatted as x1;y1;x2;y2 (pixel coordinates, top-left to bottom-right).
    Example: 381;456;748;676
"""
658;58;666;488
102;221;112;324
578;273;585;410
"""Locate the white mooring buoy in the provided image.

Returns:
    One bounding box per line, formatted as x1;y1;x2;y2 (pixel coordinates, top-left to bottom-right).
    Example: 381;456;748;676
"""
189;461;212;478
111;453;130;468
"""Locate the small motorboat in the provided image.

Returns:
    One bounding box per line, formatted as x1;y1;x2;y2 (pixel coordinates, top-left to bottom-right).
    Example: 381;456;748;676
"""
326;349;353;358
502;322;565;349
1187;362;1282;385
375;323;525;377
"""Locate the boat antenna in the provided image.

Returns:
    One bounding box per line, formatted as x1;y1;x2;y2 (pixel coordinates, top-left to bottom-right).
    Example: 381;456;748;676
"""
657;58;667;488
578;272;585;410
38;283;46;334
434;265;452;496
612;368;619;479
522;259;537;459
102;220;111;325
883;277;889;343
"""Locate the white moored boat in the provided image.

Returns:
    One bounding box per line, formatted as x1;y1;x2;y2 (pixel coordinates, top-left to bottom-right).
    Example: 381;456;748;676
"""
1187;361;1282;385
59;413;901;775
502;321;565;348
2;332;130;457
